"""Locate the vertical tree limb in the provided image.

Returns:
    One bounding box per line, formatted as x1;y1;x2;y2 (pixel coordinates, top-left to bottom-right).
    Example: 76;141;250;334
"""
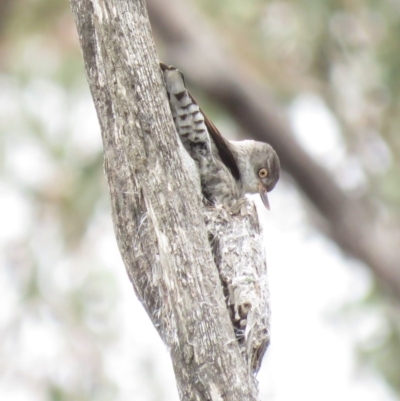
70;1;269;399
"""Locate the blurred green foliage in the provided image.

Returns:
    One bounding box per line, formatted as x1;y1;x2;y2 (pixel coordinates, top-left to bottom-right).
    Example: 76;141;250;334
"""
197;0;400;210
194;0;400;393
0;1;117;399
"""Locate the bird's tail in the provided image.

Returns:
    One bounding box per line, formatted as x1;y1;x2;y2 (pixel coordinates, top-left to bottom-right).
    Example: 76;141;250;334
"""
161;63;212;159
160;63;241;182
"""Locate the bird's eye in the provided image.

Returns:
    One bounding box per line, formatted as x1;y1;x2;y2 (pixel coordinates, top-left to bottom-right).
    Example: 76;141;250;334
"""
259;168;268;178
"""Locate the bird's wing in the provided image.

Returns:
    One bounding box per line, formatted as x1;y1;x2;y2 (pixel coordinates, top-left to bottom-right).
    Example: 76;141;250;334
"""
159;62;169;72
190;94;241;182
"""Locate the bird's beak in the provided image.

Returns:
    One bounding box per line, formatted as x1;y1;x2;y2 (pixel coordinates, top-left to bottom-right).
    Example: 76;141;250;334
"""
258;183;270;210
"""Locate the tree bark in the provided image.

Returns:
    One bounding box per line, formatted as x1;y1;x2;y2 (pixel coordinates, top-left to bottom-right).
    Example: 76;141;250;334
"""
70;1;268;399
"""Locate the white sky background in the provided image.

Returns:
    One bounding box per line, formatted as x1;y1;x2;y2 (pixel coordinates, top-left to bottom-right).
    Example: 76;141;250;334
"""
0;79;398;401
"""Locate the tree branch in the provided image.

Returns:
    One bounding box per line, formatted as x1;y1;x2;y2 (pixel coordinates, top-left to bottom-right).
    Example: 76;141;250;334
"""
70;0;269;399
147;0;400;298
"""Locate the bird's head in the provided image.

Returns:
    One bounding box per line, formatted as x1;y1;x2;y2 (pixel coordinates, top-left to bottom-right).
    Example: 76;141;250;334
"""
235;140;280;210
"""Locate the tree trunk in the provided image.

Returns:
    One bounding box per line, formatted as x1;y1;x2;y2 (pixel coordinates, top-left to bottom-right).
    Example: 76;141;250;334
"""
69;1;269;400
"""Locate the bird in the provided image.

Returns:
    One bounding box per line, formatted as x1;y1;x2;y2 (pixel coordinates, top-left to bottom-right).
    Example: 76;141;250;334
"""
160;63;280;209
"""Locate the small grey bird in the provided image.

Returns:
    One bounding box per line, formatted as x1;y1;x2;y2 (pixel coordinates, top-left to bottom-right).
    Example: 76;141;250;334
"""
161;63;280;209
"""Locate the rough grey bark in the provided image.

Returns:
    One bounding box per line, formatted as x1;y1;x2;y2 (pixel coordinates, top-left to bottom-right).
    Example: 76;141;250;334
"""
70;1;269;400
147;0;400;298
205;202;270;374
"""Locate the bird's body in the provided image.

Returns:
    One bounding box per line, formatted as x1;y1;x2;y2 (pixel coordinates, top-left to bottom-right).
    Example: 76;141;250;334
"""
161;63;275;373
161;63;280;208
